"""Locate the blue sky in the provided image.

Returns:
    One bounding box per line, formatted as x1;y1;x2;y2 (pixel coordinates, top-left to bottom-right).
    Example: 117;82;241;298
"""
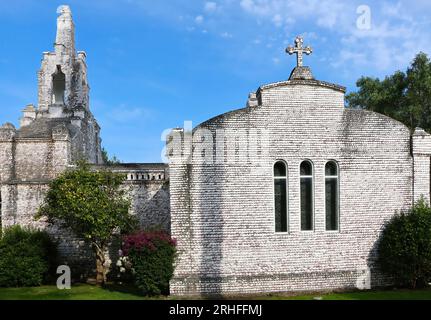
1;0;430;162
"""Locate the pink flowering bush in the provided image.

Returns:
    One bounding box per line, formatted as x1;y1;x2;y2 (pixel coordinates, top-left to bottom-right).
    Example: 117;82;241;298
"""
120;230;176;296
123;231;176;255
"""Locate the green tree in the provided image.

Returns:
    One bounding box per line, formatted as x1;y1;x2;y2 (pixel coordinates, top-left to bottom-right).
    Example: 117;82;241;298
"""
378;198;431;288
347;52;431;132
37;162;137;285
101;147;122;166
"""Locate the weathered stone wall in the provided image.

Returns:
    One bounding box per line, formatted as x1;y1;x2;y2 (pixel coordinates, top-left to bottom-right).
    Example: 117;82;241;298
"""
108;164;171;232
0;5;104;238
3;6;431;296
127;183;170;231
169;79;416;296
0;124;71;226
23;5;103;166
0;7;171;281
0;162;171;278
69;111;103;164
412;128;431;203
0;124;16;183
14;141;65;181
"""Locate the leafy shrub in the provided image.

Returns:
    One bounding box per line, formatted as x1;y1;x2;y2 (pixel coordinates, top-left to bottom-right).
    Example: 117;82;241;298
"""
0;225;58;287
110;249;135;284
122;230;176;296
378;198;431;288
37;161;135;285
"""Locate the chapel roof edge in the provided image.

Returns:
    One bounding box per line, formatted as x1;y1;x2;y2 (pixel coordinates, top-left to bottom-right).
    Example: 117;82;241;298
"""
258;79;346;94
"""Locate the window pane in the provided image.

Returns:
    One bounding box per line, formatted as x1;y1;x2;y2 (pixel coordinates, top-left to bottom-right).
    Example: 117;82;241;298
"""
274;162;287;177
274;179;287;232
301;178;313;230
326;178;338;230
325;161;338;176
300;161;312;176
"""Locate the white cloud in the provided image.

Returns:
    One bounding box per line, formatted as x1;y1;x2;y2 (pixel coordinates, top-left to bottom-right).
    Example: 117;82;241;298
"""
240;0;275;16
234;0;431;72
301;32;318;41
220;32;233;38
239;0;348;28
118;0;431;74
285;16;295;26
195;15;204;24
272;14;282;27
204;2;218;13
331;50;367;68
240;0;256;13
107;105;154;123
316;11;338;28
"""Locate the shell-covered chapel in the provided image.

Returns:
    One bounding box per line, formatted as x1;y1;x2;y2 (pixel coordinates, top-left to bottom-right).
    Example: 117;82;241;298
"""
1;6;430;296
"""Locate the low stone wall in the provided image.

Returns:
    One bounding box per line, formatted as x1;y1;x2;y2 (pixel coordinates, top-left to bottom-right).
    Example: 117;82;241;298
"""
0;163;171;280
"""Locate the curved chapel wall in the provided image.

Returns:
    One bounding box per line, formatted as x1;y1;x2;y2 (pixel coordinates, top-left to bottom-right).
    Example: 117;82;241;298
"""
170;81;413;295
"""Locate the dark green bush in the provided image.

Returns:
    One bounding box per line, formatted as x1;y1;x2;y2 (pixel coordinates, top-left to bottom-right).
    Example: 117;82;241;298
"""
0;225;58;287
378;198;431;288
122;231;176;296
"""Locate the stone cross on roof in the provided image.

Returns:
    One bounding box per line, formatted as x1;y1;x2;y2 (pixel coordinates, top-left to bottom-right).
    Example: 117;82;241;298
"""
286;36;312;67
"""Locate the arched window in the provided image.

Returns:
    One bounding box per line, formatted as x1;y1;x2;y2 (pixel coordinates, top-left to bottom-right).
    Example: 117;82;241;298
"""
300;161;314;231
52;65;65;105
274;161;288;232
325;161;339;231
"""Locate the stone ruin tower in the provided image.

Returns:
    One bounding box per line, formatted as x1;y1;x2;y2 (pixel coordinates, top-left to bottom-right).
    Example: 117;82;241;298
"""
0;5;103;230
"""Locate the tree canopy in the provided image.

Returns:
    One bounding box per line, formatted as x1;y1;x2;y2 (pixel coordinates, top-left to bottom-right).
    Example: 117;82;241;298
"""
378;198;431;288
37;162;137;284
101;147;122;166
346;52;431;132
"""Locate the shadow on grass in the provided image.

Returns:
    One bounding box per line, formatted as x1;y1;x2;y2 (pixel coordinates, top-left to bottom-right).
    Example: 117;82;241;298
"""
102;283;144;296
102;283;173;300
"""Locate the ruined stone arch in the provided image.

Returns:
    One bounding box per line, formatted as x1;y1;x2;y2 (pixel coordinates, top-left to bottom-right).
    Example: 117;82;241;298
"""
52;65;66;105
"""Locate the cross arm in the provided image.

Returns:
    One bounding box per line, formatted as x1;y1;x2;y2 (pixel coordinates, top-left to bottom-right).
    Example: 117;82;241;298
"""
286;46;296;55
303;46;313;55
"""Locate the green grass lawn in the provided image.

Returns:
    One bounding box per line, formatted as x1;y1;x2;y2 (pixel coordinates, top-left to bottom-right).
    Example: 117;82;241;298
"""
258;288;431;300
0;284;430;300
0;284;149;300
